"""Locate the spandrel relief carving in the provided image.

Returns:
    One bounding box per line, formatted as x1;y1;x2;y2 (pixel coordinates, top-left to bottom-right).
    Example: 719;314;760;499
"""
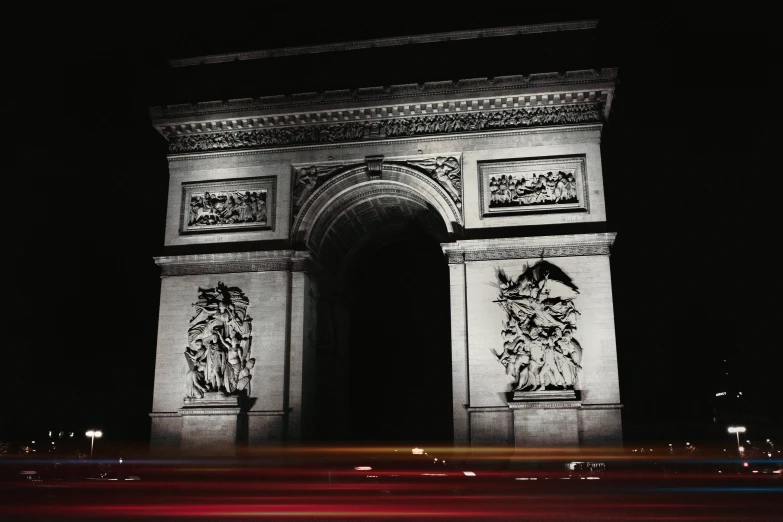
184;282;254;400
406;156;462;208
491;261;583;392
292;164;345;216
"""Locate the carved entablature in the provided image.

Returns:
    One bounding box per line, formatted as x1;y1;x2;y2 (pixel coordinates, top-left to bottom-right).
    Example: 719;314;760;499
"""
151;69;616;155
163;105;603;154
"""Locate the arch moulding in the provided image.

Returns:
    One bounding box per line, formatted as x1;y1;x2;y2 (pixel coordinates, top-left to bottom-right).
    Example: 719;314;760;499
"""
291;162;464;256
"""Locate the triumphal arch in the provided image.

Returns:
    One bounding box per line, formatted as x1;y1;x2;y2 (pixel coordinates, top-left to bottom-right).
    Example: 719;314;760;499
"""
148;40;622;455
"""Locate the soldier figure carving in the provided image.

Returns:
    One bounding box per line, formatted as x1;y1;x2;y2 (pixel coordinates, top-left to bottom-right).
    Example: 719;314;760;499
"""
184;282;255;400
491;261;583;392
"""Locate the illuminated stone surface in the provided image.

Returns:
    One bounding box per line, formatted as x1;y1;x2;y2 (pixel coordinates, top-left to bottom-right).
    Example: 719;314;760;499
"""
148;56;622;455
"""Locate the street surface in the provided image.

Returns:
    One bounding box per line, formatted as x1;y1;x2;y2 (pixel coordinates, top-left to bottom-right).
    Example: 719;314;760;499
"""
2;448;781;520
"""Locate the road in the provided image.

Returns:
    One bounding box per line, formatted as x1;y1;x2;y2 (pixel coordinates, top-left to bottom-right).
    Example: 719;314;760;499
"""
2;454;781;520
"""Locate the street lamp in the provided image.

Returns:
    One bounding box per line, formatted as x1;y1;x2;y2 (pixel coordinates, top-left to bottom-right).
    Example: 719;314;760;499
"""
85;430;103;459
728;426;746;454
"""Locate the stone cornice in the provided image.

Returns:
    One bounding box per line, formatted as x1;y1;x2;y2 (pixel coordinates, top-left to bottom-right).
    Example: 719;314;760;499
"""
152;70;615;155
465;403;622;412
466;406;512;413
179;407;242;416
508;401;581;410
246;409;292;416
151;69;616;124
170;21;599;67
441;233;616;263
154;250;315;276
150;409;295;417
580;403;624;410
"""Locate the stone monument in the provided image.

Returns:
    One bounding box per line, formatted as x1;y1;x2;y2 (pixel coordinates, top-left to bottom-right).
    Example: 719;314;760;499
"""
148;27;623;455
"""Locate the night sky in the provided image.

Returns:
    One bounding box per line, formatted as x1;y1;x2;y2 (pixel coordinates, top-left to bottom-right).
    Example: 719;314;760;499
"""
6;5;773;448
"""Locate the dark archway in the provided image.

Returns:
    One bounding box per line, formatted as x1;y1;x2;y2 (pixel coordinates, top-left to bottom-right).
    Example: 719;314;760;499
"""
297;167;460;444
344;229;453;443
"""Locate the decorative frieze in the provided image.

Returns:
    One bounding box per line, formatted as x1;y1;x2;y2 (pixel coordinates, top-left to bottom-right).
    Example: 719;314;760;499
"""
164;103;604;154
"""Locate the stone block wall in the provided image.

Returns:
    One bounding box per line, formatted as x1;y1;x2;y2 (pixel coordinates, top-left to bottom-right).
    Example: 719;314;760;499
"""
162;125;605;249
150;270;294;448
151;122;621;450
464;255;620;408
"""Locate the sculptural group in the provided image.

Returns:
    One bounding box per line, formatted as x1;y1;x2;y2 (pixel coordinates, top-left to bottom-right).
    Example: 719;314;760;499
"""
492;261;583;391
188;190;268;227
184;282;255;399
407;156;462;208
489;170;578;208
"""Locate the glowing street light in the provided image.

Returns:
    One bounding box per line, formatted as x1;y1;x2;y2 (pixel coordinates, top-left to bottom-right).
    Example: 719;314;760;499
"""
85;430;103;459
728;426;746;454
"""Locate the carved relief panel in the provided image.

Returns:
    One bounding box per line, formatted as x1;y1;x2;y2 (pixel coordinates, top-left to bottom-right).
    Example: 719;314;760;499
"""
492;260;583;392
183;282;255;400
181;177;276;234
479;156;587;217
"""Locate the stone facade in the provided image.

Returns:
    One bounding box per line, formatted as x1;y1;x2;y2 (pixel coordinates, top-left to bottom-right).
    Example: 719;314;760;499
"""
149;67;622;454
446;236;622;448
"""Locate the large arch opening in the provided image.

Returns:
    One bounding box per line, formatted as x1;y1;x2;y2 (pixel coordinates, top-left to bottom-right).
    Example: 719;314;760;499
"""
342;228;453;443
296;166;458;444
